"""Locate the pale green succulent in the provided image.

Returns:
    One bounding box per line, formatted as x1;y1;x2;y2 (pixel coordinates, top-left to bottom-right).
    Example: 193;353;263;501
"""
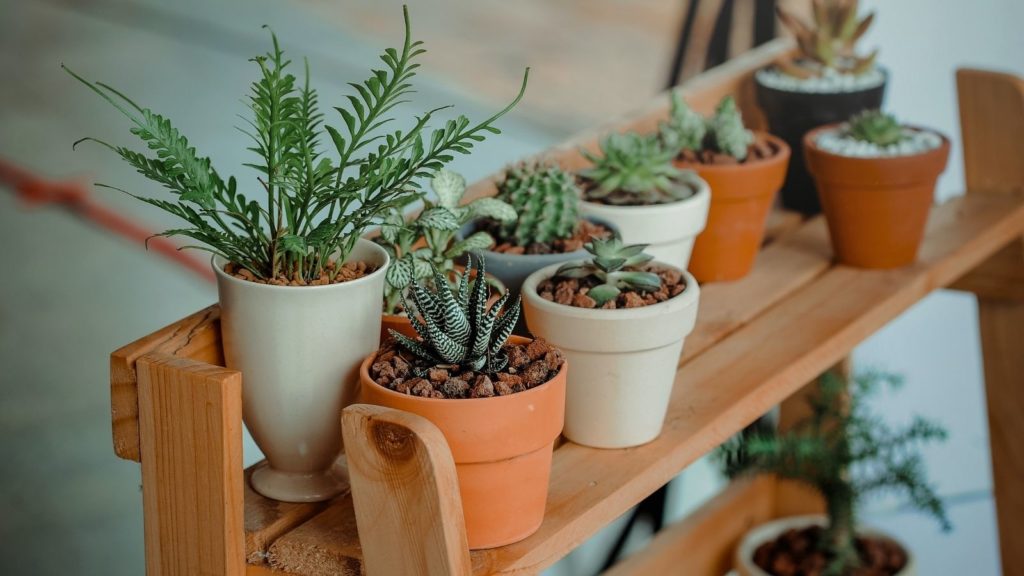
378;169;516;314
553;237;661;306
580;133;701;206
660;91;707;152
494;162;580;246
847;109;907;147
707;96;755;161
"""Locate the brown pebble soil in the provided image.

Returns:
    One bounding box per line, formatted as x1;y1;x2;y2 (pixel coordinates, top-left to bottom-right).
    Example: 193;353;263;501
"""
223;260;374;286
676;132;780;166
753;525;909;576
537;264;686;309
369;337;565;400
490;220;613;255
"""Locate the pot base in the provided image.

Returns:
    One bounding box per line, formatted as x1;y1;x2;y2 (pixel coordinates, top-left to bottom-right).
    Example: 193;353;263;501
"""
250;461;346;503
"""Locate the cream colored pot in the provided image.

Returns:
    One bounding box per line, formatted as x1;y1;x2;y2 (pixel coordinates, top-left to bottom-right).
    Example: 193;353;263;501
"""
213;239;388;503
521;262;700;448
735;515;916;576
578;178;710;270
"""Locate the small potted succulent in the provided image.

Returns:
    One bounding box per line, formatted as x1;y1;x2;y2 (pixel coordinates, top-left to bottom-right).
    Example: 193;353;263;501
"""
521;238;700;448
360;256;567;549
756;0;886;214
719;370;950;576
804;110;949;269
576;132;710;270
377;169;514;338
462;161;615;318
661;93;790;282
67;7;527;502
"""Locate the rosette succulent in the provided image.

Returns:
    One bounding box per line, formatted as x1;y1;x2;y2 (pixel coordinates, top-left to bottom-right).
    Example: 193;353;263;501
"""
846;109;907;147
553;237;661;306
776;0;878;79
493;162;581;247
580;133;702;205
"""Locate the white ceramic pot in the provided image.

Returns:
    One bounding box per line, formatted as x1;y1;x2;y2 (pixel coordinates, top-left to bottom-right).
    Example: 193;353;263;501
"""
213;238;388;503
734;515;916;576
578;178;710;270
521;262;700;448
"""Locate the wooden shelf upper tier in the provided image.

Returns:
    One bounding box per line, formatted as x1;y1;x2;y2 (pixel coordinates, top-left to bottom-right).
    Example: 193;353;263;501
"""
111;191;1024;576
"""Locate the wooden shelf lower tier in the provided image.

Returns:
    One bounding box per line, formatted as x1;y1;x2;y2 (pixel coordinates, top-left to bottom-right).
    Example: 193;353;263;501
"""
207;192;1024;575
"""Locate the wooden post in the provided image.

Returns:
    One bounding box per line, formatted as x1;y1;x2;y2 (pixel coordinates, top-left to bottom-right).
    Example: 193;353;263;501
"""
342;404;471;576
956;68;1024;576
137;353;245;576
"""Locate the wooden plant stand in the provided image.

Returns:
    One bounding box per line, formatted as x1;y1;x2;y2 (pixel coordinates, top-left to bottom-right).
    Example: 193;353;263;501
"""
109;39;1024;575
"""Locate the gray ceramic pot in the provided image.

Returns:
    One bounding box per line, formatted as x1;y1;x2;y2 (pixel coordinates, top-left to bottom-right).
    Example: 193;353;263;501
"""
459;219;617;334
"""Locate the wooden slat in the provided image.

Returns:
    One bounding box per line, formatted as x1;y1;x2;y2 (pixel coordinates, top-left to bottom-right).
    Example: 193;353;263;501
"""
138;353;245;576
949;242;1024;300
464;194;1024;575
603;477;776;576
243;465;333;565
268;494;364;576
342;404;471;576
111;305;222;461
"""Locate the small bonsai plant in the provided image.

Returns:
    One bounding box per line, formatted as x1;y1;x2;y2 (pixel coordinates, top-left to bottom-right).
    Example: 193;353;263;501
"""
65;7;527;284
718;370;950;575
661;94;764;163
579;133;704;206
377;169;515;314
775;0;878;79
537;237;687;309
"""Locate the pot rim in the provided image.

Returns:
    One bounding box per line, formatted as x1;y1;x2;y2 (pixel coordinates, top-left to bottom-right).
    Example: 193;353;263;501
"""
360;334;568;406
673;132;791;175
212;237;390;292
521;260;699;321
803;123;951;163
577;174;711;215
754;65;890;95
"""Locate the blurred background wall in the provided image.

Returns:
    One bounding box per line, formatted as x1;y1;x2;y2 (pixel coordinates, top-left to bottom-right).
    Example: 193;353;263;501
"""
1;0;1021;574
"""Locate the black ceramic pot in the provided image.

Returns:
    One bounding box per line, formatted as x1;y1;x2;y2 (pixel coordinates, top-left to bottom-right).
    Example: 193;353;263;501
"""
755;70;887;215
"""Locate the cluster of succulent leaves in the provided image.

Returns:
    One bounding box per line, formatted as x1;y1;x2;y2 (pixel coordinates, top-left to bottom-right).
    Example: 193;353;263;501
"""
717;370;950;575
580;133;702;205
391;256;519;374
846;109;907;147
65;7;527;282
377;169;515;314
660;93;754;161
776;0;878;79
554;237;661;306
492;162;581;247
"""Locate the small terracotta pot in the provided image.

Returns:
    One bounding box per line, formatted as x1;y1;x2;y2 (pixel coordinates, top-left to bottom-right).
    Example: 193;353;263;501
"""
804;125;950;269
681;133;791;282
359;335;567;549
379;268;505;343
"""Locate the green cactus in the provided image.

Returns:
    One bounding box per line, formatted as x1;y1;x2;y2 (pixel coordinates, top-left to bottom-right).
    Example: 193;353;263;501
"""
847;109;907;146
494;162;581;246
660;91;707;152
580;133;702;206
390;255;520;374
776;0;878;78
707;96;754;160
553;237;662;306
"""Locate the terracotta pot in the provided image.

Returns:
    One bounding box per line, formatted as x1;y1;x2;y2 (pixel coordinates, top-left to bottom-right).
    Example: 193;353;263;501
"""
578;177;710;270
755;69;888;215
379;268;506;344
804;125;950;269
213;239;388;503
681;133;790;282
359;335;567;549
735;515;916;576
522;263;700;448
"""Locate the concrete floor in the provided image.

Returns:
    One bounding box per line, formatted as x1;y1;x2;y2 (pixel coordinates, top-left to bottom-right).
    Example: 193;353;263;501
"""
1;0;1019;574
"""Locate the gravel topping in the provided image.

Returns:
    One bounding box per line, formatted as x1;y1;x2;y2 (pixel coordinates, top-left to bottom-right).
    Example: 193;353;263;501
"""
756;66;886;94
815;125;943;158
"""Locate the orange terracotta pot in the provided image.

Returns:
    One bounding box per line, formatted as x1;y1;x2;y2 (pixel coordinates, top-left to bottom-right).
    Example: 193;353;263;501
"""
379;268;505;344
804;125;950;269
359;335;567;549
681;133;791;282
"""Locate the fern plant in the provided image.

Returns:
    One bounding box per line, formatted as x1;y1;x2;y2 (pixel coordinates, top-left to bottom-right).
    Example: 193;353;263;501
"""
717;370;950;575
391;255;520;374
64;6;528;283
846;110;907;147
493;162;581;247
377;169;515;314
553;237;661;306
580;133;702;205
